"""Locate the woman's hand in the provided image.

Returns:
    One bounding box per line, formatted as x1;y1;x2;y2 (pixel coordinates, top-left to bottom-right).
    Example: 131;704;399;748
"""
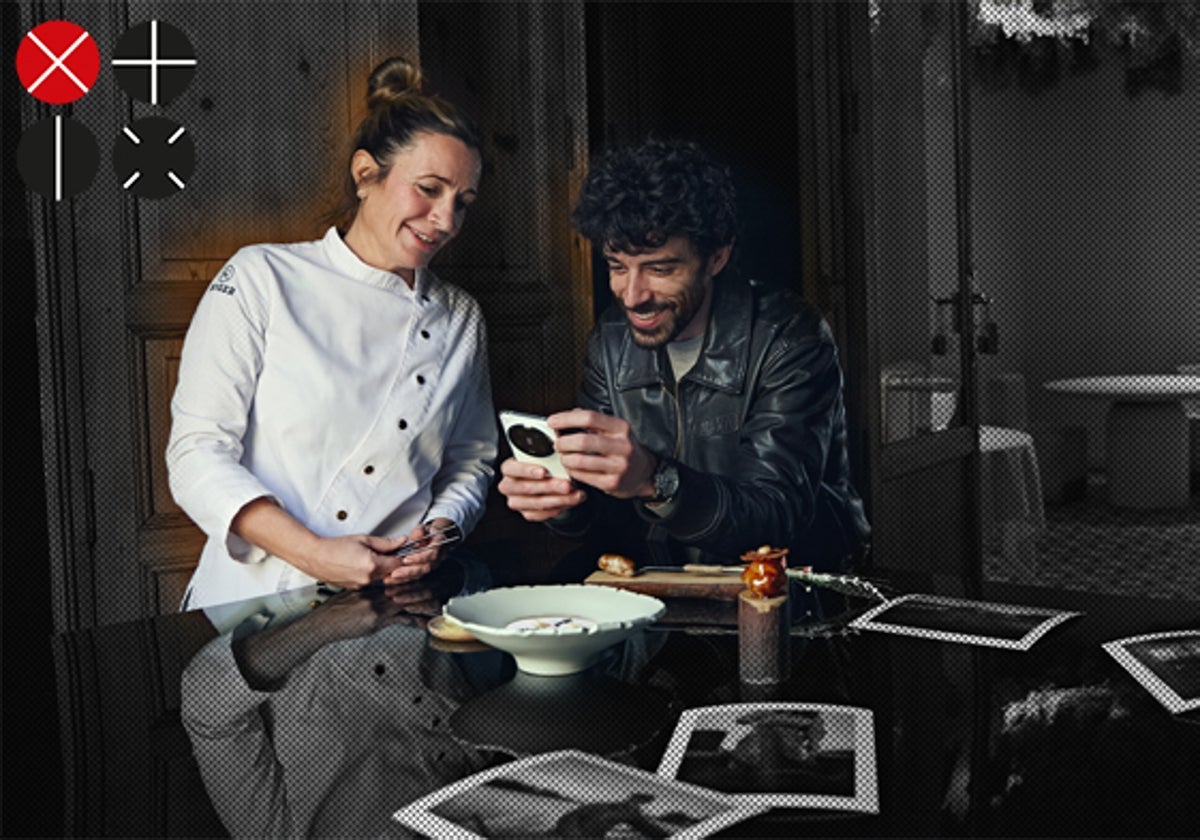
230;498;457;589
304;533;411;588
383;517;459;584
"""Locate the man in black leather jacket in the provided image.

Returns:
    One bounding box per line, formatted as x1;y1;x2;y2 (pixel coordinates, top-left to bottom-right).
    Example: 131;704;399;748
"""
498;138;870;574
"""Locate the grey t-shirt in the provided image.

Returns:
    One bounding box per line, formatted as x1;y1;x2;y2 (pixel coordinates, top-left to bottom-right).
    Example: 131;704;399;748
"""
666;334;703;381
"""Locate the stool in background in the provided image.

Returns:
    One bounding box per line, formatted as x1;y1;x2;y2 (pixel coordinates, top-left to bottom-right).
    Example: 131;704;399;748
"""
1029;422;1088;504
979;426;1046;567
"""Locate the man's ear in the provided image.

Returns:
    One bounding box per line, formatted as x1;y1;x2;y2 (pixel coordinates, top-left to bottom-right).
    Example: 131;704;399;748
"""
350;149;380;193
707;241;734;277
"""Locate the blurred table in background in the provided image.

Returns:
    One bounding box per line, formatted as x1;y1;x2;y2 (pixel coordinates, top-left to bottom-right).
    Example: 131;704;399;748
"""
1044;375;1200;509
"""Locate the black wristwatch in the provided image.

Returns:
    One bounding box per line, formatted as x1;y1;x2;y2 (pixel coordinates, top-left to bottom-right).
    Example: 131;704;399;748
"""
647;457;680;506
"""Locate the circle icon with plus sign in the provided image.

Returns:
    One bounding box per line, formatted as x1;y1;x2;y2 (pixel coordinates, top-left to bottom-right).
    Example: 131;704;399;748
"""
111;20;196;105
113;117;196;199
17;116;99;201
15;20;101;105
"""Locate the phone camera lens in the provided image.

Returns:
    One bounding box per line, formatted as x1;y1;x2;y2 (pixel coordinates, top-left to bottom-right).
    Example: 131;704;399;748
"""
507;424;555;457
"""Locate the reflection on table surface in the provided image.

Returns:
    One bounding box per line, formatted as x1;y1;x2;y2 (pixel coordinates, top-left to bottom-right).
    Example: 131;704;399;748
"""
51;571;1200;838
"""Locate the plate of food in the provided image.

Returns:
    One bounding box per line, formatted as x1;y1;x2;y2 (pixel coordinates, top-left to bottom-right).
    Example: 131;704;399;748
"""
442;585;666;675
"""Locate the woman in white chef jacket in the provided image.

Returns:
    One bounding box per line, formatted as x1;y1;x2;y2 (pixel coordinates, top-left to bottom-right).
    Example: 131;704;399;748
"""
168;57;497;610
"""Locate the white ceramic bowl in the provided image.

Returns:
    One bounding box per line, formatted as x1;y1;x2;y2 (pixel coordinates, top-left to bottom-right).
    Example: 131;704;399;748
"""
443;585;666;676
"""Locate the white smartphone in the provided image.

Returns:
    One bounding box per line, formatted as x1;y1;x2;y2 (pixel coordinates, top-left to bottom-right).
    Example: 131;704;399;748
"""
498;410;570;479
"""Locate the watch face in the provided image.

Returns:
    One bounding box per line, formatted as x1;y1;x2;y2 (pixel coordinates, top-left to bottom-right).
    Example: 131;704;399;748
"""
655;461;680;500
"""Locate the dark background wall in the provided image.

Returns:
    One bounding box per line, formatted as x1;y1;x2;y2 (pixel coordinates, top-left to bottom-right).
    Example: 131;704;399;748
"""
585;1;805;310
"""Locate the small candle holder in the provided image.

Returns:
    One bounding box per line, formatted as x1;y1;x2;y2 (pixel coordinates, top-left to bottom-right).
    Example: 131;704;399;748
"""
736;545;792;685
738;588;791;685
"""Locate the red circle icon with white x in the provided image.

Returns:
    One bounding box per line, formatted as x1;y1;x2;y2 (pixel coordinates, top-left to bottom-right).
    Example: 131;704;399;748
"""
15;20;100;105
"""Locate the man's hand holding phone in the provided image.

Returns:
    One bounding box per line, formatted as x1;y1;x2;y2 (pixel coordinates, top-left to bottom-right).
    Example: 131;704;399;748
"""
497;409;585;522
546;408;657;499
497;408;657;522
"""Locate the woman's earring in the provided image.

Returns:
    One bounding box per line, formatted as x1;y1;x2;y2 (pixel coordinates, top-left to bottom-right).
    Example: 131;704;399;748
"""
356;188;366;199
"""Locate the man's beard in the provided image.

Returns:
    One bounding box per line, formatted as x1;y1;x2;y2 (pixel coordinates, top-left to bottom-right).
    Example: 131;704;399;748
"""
622;279;707;349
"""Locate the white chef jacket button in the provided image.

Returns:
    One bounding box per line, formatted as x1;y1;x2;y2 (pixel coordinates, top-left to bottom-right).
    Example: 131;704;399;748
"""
363;465;375;475
336;510;348;521
420;329;430;339
398;419;408;430
416;374;426;385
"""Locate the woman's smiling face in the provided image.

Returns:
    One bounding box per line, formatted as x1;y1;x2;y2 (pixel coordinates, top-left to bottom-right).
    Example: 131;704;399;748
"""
344;131;481;284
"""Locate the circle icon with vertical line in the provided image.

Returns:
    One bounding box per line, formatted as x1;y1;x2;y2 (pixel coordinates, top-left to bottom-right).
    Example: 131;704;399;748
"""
113;117;195;199
17;116;99;201
111;20;196;105
15;20;101;105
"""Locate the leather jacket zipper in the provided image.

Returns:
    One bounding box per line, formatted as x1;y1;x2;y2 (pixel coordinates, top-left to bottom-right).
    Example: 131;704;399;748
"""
670;379;685;462
647;378;685;564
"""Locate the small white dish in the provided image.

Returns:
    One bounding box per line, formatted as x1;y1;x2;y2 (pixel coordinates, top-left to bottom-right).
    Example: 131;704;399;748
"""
443;585;666;675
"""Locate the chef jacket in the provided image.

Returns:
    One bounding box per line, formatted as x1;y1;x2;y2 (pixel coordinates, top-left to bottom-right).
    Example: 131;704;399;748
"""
168;227;497;609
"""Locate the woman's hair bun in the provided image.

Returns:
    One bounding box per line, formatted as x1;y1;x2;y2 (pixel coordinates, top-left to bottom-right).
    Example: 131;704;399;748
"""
366;56;423;107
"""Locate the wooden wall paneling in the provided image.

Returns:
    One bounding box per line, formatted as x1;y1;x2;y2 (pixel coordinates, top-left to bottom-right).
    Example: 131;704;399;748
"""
132;0;358;278
137;336;183;526
418;1;591;414
133;333;205;614
40;0;140;630
21;0;126;632
413;2;591;568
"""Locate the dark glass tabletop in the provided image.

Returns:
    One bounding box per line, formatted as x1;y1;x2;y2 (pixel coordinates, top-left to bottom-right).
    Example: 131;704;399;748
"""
49;569;1200;838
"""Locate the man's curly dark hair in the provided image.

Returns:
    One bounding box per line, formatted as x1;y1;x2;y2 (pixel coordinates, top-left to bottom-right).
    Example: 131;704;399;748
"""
572;138;737;260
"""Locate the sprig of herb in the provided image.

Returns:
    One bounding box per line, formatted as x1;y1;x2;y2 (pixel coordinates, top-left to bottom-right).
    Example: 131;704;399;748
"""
785;568;889;603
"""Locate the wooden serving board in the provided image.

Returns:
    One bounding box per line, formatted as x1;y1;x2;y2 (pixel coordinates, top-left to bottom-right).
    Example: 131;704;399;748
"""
584;570;745;601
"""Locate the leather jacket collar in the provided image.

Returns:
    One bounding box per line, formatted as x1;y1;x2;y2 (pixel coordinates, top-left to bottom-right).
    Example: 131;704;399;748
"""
612;275;752;395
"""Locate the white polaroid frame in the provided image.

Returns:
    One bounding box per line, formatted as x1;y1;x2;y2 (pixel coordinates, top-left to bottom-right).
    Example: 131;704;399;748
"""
656;702;878;814
498;410;570;480
848;593;1079;650
1103;629;1200;714
392;749;764;839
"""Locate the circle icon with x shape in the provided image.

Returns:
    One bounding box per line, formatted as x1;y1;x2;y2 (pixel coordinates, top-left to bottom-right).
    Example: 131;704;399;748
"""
113;117;196;199
112;20;197;105
15;20;101;105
